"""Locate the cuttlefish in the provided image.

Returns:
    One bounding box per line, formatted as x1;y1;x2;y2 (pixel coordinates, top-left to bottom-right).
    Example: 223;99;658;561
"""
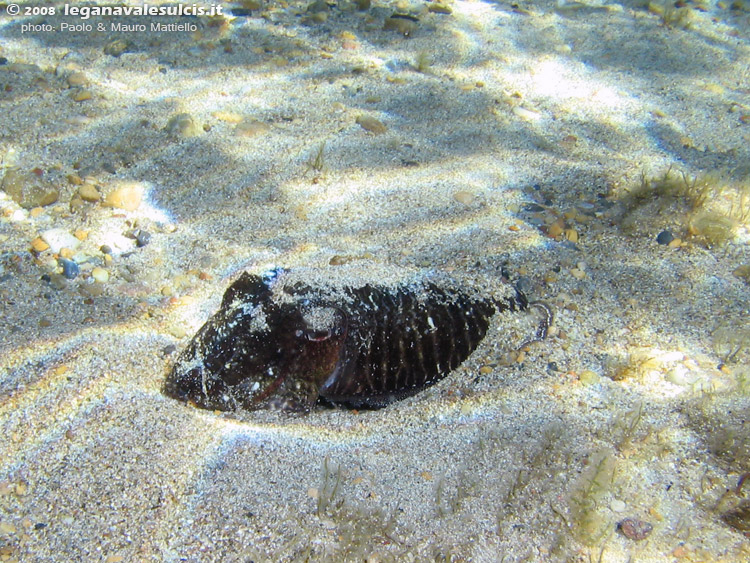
165;268;550;413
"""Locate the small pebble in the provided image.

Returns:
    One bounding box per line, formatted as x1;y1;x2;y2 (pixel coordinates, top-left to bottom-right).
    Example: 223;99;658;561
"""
560;134;578;150
617;518;653;541
59;258;79;280
428;3;452;13
579;370;599;385
31;237;50;252
78;183;100;202
67;71;88;87
71;89;92;102
307;0;329;13
656;230;674;245
547;220;564;238
91;267;109;283
453;191;475;205
235;118;270;137
329;255;352;266
104;39;129;57
81;283;104;297
105;182;143;211
169;324;187;338
611;499;627;512
356;115;387;134
383;15;418;36
165;113;201;137
733;264;750;283
212;111;243;123
1;168;59;208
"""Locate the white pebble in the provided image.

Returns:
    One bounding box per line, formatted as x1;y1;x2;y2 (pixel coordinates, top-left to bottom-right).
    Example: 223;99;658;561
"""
513;106;542;122
41;228;81;253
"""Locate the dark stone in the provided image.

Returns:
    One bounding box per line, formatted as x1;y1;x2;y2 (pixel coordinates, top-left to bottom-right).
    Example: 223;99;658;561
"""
522;203;546;213
135;229;151;247
617;518;653;541
656;230;674;245
59;258;79;280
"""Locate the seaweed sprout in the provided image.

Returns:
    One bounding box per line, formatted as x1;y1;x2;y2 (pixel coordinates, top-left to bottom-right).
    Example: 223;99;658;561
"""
689;211;737;247
313;457;402;559
415;50;432;73
735;367;750;395
619;167;744;244
307;141;326;175
649;1;691;28
682;170;724;211
692;396;750;470
712;323;750;364
730;181;750;223
623;166;684;211
625;167;723;211
568;450;617;545
435;469;479;516
505;428;558;501
317;456;343;516
612;402;644;450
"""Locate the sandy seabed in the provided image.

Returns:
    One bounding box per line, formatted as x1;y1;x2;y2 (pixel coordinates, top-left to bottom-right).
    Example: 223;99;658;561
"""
1;0;750;561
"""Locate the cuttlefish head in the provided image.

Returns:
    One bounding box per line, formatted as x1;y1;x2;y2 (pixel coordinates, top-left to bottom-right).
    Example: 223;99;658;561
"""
165;269;347;413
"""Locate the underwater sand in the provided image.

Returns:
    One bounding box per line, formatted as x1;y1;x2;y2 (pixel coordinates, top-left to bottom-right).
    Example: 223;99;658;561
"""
1;0;750;560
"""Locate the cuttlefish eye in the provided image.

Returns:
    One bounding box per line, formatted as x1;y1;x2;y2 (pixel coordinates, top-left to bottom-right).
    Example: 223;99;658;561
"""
305;328;334;341
297;306;342;342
